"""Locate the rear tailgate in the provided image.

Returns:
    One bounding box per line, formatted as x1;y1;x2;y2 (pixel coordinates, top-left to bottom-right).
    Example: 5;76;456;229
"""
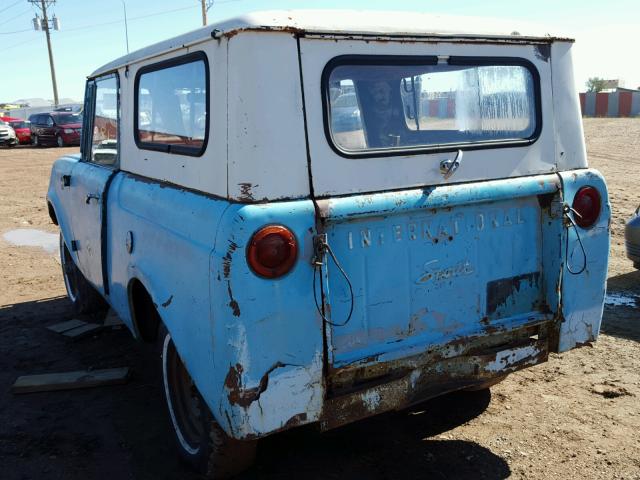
316;174;562;374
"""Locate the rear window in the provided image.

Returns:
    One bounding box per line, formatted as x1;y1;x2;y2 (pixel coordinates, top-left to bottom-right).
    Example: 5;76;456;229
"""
324;56;540;156
134;51;208;156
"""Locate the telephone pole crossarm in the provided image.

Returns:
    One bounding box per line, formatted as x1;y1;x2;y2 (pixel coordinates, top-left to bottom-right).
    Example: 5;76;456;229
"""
29;0;59;106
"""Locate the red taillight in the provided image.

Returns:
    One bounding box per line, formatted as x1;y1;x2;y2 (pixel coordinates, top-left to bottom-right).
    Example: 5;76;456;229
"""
247;225;297;278
572;186;601;228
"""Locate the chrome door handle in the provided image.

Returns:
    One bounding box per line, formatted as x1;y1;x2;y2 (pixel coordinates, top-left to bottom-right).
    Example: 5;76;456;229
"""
85;193;100;204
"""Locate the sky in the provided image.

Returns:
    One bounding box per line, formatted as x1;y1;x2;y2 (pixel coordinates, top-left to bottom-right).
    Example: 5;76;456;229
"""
0;0;638;102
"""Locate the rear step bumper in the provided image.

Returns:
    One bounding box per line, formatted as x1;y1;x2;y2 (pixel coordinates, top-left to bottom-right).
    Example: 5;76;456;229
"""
319;318;550;431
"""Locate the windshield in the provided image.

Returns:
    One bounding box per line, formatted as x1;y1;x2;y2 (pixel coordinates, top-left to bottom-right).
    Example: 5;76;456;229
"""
54;114;82;125
0;120;7;127
10;121;29;129
326;58;539;154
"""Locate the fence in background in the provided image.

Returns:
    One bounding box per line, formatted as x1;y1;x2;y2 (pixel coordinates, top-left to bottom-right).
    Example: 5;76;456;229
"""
580;92;640;117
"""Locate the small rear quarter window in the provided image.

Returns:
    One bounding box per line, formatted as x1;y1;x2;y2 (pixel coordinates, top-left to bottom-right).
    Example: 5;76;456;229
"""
135;52;209;156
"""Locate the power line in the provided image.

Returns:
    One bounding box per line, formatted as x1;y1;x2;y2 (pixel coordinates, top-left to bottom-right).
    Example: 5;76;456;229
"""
0;28;32;35
0;0;23;15
61;4;199;33
0;36;39;53
0;8;32;27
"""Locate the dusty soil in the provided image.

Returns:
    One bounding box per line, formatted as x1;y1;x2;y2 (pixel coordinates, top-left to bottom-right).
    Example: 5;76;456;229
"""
1;119;639;480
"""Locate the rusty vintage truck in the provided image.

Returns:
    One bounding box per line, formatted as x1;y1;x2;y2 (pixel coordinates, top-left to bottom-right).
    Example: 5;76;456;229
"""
47;10;610;478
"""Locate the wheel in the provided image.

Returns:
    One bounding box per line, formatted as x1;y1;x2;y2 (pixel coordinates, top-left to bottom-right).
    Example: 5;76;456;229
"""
59;233;108;314
56;135;65;147
32;135;39;147
158;325;256;478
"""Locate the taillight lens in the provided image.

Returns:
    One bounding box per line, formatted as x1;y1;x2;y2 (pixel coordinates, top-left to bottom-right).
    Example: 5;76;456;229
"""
247;225;297;278
572;186;601;228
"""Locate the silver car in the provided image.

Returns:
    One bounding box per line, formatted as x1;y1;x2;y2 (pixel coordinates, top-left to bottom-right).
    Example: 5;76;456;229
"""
625;208;640;268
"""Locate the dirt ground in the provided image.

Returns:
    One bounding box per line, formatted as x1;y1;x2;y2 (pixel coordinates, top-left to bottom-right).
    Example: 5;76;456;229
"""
1;119;639;479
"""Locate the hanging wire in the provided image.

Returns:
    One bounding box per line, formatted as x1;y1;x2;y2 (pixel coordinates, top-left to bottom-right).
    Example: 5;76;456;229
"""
312;237;355;327
563;204;587;275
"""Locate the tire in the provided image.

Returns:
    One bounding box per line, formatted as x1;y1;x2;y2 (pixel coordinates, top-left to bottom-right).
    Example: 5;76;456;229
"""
32;135;39;147
158;324;256;478
56;135;65;147
59;233;108;314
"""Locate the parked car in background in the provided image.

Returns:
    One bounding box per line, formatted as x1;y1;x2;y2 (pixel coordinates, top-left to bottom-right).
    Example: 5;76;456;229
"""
29;112;82;147
0;120;17;147
625;207;640;268
8;120;32;144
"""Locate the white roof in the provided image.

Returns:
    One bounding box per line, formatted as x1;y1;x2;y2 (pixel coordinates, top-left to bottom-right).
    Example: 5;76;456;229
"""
91;9;572;77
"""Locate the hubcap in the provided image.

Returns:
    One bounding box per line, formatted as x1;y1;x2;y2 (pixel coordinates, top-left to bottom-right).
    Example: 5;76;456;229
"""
163;334;204;455
57;136;63;147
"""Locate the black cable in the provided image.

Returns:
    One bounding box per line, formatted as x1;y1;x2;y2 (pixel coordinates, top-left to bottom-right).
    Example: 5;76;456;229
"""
563;204;587;275
313;239;355;327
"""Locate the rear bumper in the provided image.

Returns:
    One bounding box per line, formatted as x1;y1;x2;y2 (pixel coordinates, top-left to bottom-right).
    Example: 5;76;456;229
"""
319;319;549;431
0;137;17;146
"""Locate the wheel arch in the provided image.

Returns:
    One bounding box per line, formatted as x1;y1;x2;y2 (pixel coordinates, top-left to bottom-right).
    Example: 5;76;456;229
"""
127;277;162;343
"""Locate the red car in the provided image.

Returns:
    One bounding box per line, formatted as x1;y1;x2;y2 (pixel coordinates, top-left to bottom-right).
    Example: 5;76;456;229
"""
7;119;32;145
29;112;82;147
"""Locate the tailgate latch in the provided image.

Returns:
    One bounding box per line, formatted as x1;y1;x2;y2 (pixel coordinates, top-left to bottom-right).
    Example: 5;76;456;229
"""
440;149;463;180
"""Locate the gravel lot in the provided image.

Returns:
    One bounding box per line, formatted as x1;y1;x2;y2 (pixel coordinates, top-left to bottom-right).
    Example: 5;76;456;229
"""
1;118;639;479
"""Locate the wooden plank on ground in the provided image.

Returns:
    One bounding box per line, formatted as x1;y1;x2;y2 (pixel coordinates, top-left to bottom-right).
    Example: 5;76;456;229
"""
62;323;102;339
47;319;86;334
11;367;131;394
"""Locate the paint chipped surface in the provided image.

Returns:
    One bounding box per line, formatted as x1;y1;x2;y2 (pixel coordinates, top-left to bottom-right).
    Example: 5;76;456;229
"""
223;353;324;438
360;390;381;412
485;345;540;372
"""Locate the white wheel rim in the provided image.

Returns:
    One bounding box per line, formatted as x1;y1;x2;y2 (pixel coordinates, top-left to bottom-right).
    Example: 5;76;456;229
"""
163;333;200;455
59;235;77;303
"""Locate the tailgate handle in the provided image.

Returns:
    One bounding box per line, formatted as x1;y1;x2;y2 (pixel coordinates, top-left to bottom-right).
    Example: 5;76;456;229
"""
440;149;463;179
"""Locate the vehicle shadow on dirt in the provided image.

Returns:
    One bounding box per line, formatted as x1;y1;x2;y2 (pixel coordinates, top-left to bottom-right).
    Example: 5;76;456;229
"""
602;271;640;343
244;390;509;480
1;296;510;480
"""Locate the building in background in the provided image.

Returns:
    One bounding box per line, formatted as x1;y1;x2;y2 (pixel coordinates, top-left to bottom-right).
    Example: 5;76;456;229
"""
580;88;640;117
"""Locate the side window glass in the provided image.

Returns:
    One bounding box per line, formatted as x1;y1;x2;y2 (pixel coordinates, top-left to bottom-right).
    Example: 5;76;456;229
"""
46;116;54;127
90;75;119;166
135;53;208;156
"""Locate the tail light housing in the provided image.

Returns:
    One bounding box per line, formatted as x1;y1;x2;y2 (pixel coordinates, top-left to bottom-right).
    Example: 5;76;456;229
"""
572;186;601;228
247;225;297;278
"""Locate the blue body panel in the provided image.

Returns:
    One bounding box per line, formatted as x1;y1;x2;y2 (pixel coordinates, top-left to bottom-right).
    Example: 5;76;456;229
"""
46;160;610;439
557;170;610;351
47;155;82;261
318;174;562;369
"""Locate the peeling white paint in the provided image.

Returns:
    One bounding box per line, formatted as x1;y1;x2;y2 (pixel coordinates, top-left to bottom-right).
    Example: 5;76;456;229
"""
486;345;539;372
236;352;323;437
361;390;382;412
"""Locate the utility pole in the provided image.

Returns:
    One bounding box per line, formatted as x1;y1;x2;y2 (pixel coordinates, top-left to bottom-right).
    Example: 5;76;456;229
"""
30;0;59;106
200;0;214;26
